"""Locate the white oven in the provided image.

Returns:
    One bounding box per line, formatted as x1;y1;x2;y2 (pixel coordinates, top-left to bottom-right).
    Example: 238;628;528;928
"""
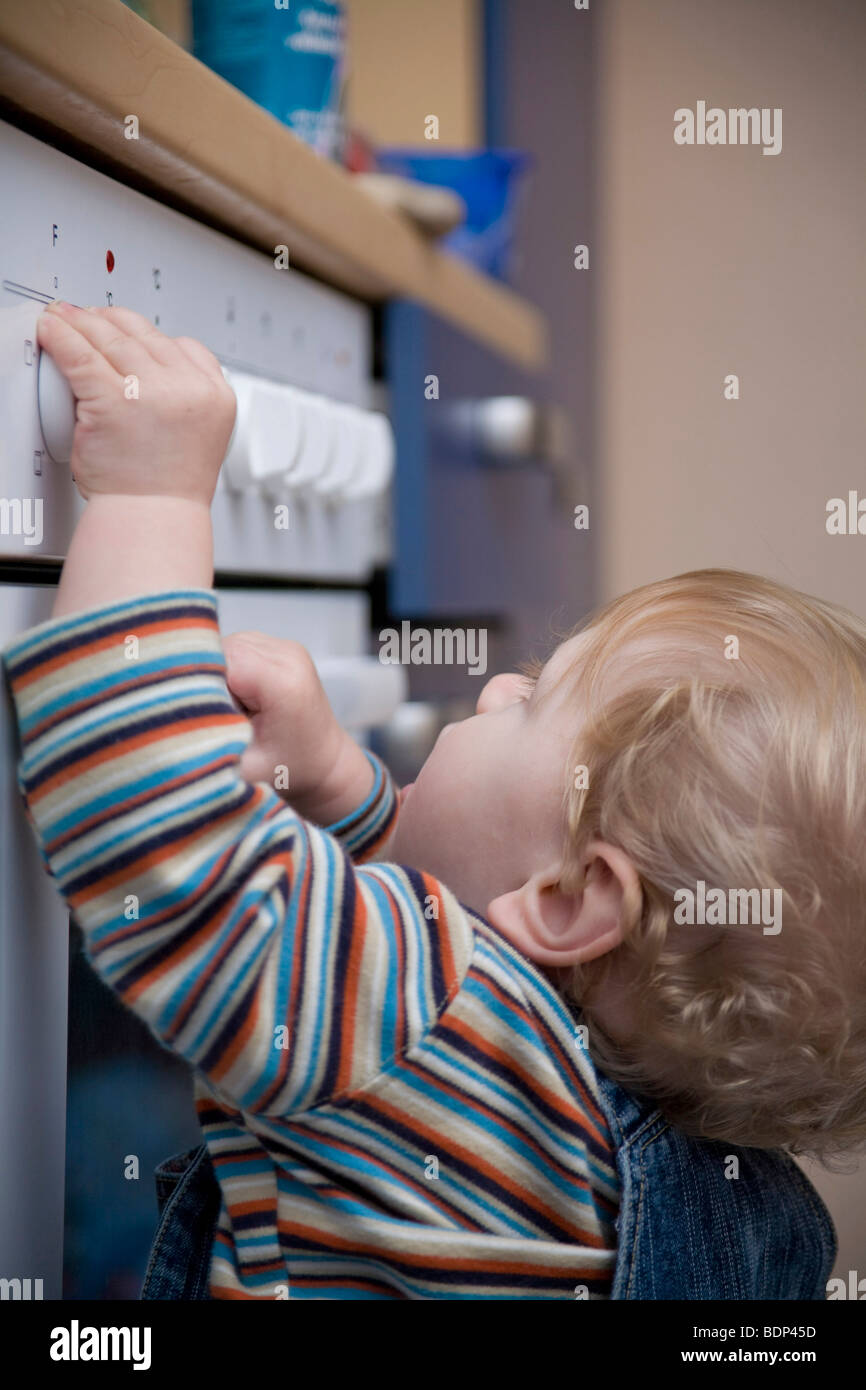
0;118;404;1298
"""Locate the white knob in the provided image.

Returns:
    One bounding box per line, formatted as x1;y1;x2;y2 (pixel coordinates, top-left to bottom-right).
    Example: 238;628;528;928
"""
222;374;302;492
343;411;395;499
290;394;334;489
252;378;303;489
38;349;77;463
313;402;363;498
222;373;255;489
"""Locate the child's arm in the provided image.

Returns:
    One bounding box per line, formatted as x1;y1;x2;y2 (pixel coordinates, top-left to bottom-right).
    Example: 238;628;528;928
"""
44;303;392;842
3;304;473;1115
39;302;230;614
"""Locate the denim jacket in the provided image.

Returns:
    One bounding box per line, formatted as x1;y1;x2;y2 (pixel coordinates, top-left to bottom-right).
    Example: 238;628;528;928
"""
140;1060;837;1300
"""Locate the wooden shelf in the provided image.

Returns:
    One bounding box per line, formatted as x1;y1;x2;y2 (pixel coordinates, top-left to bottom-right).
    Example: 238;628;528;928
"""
0;0;547;369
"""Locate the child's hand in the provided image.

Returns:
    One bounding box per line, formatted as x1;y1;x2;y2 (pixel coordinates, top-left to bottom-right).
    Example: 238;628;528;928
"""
37;302;236;504
224;631;375;824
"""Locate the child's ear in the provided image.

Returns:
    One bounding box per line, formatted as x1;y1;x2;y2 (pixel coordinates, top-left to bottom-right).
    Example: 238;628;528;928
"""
486;841;642;967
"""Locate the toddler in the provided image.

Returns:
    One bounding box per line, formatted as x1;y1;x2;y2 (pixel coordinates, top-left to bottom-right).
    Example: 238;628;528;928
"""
4;302;860;1299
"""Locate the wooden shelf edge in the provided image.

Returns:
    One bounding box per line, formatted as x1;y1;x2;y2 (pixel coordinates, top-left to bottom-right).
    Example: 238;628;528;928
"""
0;0;548;369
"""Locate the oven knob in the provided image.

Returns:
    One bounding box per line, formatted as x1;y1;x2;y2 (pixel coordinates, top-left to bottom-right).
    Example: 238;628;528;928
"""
37;349;77;464
258;384;309;495
222;373;256;489
343;411;395;499
292;393;335;489
260;389;335;499
223;374;302;491
312;402;363;497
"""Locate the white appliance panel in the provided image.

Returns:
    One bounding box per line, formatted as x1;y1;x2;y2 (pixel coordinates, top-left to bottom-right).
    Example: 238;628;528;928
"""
0;583;69;1299
0;120;391;579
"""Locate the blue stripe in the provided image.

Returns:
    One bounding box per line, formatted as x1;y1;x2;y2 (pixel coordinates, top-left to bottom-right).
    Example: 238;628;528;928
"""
308;1108;532;1238
19;663;225;740
48;759;246;876
3;590;218;667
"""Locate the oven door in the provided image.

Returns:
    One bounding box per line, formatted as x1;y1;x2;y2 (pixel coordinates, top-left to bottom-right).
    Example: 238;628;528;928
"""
0;581;69;1300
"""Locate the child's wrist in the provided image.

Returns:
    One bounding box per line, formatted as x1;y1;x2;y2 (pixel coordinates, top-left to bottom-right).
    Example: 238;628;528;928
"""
53;493;214;617
286;734;375;826
88;492;212;513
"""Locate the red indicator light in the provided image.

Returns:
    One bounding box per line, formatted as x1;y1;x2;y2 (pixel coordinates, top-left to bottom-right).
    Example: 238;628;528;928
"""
106;250;115;273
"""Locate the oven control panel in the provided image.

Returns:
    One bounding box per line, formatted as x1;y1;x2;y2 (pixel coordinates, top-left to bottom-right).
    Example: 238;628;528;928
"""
0;120;392;579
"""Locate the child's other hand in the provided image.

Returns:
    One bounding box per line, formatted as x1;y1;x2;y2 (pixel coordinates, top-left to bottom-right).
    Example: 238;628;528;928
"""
36;302;236;504
224;631;374;823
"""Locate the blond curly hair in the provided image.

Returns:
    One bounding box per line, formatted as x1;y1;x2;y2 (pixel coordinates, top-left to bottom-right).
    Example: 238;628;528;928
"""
558;568;866;1166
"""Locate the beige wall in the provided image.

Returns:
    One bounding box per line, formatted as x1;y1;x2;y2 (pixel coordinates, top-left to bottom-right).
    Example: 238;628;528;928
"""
597;0;866;1277
597;0;866;614
342;0;481;147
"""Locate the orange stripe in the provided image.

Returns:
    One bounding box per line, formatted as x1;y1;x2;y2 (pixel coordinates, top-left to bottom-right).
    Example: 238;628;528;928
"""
335;878;368;1093
283;1121;478;1230
286;1277;402;1295
221;1199;278;1220
475;925;613;1141
158;847;294;1081
31;711;244;807
233;1260;286;1275
386;878;406;1052
196;1094;242;1122
13;613;218;690
398;1056;597;1232
473;972;612;1146
278;1220;607;1278
354;791;398;859
420;873;460;996
96;826;248;958
357;1090;606;1247
68;777;267;912
257;837;315;1111
44;755;236;857
23;663;224;747
446;1009;610;1151
209;962;263;1083
124;894;243;1011
171;915;255;1039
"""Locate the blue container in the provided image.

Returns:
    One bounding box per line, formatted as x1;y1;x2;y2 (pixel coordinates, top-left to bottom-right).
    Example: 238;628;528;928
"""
376;149;531;280
192;0;345;158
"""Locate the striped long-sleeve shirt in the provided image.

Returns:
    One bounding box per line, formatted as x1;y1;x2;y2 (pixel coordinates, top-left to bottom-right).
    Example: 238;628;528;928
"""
3;589;620;1300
